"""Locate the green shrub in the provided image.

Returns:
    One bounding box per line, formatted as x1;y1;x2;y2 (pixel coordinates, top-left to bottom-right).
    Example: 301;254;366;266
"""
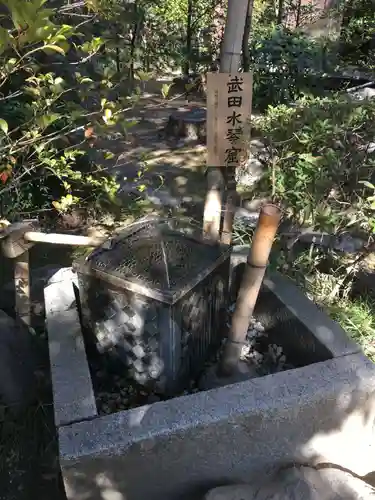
250;27;335;110
256;94;375;237
0;0;126;221
339;0;375;70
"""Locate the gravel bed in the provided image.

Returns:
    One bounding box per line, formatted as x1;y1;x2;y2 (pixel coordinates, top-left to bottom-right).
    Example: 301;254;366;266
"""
237;312;294;376
87;353;160;416
87;303;295;416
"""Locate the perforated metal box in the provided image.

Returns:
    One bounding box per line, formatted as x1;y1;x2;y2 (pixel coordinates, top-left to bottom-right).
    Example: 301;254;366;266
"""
74;216;231;395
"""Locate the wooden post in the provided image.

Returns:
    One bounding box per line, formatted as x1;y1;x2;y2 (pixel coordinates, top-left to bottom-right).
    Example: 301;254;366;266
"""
203;0;250;242
205;72;253;243
14;251;31;326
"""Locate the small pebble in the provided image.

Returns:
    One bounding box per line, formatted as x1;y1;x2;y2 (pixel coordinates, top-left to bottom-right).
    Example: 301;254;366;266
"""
133;359;144;372
241;344;252;358
254;321;265;332
132;344;146;358
93;303;293;414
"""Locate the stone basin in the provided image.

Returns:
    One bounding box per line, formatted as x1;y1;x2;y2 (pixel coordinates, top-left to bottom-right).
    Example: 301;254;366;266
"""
46;246;375;500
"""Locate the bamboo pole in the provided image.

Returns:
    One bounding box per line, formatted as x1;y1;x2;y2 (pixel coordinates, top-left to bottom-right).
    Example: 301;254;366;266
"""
203;0;250;241
220;174;238;245
23;231;106;247
218;204;282;377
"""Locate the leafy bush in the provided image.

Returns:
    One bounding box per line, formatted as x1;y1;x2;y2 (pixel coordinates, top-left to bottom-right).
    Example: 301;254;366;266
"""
250;27;335;110
256;94;375;237
339;0;375;70
0;0;126;221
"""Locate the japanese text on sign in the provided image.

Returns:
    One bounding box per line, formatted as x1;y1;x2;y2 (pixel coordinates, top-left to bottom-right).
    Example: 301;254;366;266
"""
225;75;244;167
207;72;252;168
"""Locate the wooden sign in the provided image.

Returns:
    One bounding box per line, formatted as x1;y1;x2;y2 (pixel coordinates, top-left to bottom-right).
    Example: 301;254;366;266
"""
206;72;253;168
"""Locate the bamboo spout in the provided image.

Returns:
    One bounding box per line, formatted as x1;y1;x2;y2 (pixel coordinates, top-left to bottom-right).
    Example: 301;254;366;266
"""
23;231;106;247
218;203;282;377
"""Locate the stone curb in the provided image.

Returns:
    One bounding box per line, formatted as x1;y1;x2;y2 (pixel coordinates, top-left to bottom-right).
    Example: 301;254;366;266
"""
45;250;375;500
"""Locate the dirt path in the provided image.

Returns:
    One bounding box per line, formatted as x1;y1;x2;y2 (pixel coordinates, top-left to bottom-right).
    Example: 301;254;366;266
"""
91;90;209;223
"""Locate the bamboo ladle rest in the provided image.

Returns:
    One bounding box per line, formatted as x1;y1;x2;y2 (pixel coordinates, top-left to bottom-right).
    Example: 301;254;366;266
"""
0;220;106;326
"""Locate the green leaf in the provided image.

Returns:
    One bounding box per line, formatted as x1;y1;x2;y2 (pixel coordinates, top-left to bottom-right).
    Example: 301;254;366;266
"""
0;27;10;54
24;86;41;98
43;44;66;55
54;77;64;86
123;120;138;128
0;119;8;135
359;181;375;190
36;113;61;129
80;77;93;84
161;83;171;99
58;41;70;54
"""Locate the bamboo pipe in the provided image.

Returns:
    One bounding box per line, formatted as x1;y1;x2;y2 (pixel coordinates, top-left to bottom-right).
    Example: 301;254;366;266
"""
10;230;106;327
220;171;237;245
203;0;249;242
218;203;282;377
23;231;106;247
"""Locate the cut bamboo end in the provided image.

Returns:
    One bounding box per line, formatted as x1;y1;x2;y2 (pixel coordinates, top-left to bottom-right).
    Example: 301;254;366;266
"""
218;203;282;377
248;204;282;268
260;203;281;217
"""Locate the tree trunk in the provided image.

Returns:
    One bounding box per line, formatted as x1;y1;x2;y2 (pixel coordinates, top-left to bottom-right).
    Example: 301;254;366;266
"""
129;4;144;83
116;46;120;73
184;0;193;76
241;0;254;72
339;0;356;54
295;0;302;27
277;0;284;24
340;0;354;30
203;0;249;241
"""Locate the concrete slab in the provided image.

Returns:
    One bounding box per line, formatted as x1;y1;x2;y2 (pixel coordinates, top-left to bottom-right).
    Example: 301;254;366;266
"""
263;272;360;359
59;353;375;500
46;250;375;500
45;269;97;427
44;269;78;315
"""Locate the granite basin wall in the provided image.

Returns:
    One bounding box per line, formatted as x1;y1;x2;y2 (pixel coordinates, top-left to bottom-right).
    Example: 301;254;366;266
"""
46;246;375;500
